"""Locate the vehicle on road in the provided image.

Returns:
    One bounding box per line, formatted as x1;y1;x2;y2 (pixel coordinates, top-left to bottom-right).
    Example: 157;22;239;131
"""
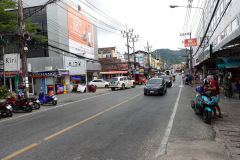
144;78;167;96
109;76;132;91
159;75;172;87
132;73;145;84
128;77;136;88
191;86;216;124
89;79;109;88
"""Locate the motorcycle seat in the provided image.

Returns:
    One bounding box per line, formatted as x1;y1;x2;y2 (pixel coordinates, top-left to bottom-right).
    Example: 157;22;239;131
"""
15;99;27;103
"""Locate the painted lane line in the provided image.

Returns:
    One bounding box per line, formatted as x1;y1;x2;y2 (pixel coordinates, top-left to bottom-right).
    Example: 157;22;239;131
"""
1;92;143;160
155;79;183;158
0;92;113;124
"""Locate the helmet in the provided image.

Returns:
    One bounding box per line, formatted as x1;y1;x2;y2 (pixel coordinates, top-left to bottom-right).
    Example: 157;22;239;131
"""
196;86;203;93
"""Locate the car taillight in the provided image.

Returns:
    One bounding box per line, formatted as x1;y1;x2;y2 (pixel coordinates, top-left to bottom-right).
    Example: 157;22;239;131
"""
117;81;120;85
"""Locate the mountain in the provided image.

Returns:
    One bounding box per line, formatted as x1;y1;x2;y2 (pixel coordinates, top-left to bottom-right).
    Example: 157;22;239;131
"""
152;49;188;65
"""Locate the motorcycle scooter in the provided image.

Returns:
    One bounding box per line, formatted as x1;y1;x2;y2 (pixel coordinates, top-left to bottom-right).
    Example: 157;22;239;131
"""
39;90;57;105
18;92;40;109
0;101;13;117
6;95;33;112
191;86;216;124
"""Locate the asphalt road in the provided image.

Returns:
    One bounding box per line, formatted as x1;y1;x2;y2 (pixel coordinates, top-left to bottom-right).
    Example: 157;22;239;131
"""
0;76;222;160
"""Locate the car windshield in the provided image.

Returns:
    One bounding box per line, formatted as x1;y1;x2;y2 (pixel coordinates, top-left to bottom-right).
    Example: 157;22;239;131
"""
111;78;118;82
160;76;170;80
147;79;162;84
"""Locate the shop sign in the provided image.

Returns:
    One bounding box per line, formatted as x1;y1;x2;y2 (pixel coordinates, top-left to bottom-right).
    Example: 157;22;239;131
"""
42;78;46;94
15;75;19;95
217;56;240;68
197;46;211;64
65;57;85;75
4;54;20;71
184;38;197;47
72;75;81;81
33;71;58;77
58;70;69;76
57;84;64;94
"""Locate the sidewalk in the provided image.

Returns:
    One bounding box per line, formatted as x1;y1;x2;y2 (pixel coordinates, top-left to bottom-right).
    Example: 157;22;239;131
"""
189;83;240;160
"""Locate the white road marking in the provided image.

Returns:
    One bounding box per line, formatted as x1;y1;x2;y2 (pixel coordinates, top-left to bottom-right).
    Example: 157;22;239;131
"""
0;92;112;123
155;79;183;158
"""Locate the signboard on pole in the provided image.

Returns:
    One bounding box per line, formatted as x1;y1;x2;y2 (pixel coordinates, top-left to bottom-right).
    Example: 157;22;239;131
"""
4;54;20;71
184;38;197;47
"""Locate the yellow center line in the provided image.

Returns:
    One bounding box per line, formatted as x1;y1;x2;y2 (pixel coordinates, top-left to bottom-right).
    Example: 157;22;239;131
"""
1;92;143;160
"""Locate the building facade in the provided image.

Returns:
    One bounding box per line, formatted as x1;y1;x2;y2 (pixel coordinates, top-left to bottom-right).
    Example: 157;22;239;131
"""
1;0;101;95
193;0;240;80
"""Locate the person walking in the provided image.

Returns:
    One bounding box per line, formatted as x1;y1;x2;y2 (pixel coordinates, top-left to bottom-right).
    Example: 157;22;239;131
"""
223;73;233;98
182;72;185;84
207;75;223;118
199;74;203;83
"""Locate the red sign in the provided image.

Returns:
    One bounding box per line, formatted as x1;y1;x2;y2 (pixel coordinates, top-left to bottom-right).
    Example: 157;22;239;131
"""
184;38;197;47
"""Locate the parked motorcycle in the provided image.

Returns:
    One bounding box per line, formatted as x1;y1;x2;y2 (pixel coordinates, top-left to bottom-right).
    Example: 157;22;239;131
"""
17;91;40;109
28;97;41;109
191;86;216;124
87;84;97;92
72;85;78;93
6;95;33;112
0;101;13;117
39;91;57;105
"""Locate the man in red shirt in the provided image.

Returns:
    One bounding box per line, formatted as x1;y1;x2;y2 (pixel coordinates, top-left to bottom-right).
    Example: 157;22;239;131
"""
207;75;223;118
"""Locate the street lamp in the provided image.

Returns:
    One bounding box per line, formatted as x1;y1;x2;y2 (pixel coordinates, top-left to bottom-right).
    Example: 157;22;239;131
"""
170;4;205;74
169;5;205;38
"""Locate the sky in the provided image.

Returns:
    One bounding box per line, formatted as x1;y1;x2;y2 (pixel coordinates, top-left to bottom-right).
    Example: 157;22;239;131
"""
77;0;204;54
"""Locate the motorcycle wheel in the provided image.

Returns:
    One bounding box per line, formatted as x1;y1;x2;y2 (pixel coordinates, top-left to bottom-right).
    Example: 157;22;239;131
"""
34;103;40;109
203;109;212;124
26;106;32;112
52;100;57;105
6;109;12;117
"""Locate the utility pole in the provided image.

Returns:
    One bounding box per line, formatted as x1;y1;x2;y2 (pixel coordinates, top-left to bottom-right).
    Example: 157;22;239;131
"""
18;0;29;98
121;25;133;71
129;35;139;69
145;41;152;80
180;32;193;74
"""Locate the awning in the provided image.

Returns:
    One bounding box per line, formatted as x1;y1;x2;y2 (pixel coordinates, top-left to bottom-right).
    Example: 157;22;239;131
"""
100;71;128;75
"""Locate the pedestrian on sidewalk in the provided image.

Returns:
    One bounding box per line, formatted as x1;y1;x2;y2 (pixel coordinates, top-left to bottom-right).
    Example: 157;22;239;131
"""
207;75;223;118
182;72;185;84
223;73;233;98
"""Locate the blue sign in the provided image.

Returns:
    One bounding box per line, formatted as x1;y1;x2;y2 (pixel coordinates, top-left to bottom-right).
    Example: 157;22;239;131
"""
133;69;136;74
42;78;46;94
72;75;81;81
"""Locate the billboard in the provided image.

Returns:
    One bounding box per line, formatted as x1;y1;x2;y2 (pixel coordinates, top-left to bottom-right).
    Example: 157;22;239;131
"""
67;3;94;58
4;54;20;71
184;38;197;47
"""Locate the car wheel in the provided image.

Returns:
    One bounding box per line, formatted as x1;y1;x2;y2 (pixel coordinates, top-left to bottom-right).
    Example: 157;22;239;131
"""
105;85;109;88
132;83;136;88
121;84;125;90
111;88;115;91
144;92;147;96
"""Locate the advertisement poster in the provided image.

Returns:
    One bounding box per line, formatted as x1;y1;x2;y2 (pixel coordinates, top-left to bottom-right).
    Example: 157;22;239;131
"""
47;85;54;94
72;75;81;81
67;3;94;58
57;84;64;94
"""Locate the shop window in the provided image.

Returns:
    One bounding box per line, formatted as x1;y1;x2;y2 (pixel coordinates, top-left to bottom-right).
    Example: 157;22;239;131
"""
232;17;238;31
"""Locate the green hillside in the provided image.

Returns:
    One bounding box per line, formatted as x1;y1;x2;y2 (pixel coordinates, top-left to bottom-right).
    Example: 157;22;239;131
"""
152;49;188;65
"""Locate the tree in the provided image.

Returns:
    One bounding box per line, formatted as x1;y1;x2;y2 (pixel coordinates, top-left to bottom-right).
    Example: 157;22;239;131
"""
0;0;18;34
0;0;47;45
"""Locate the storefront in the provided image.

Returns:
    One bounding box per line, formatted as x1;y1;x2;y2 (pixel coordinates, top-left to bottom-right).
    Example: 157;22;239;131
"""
32;69;70;95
